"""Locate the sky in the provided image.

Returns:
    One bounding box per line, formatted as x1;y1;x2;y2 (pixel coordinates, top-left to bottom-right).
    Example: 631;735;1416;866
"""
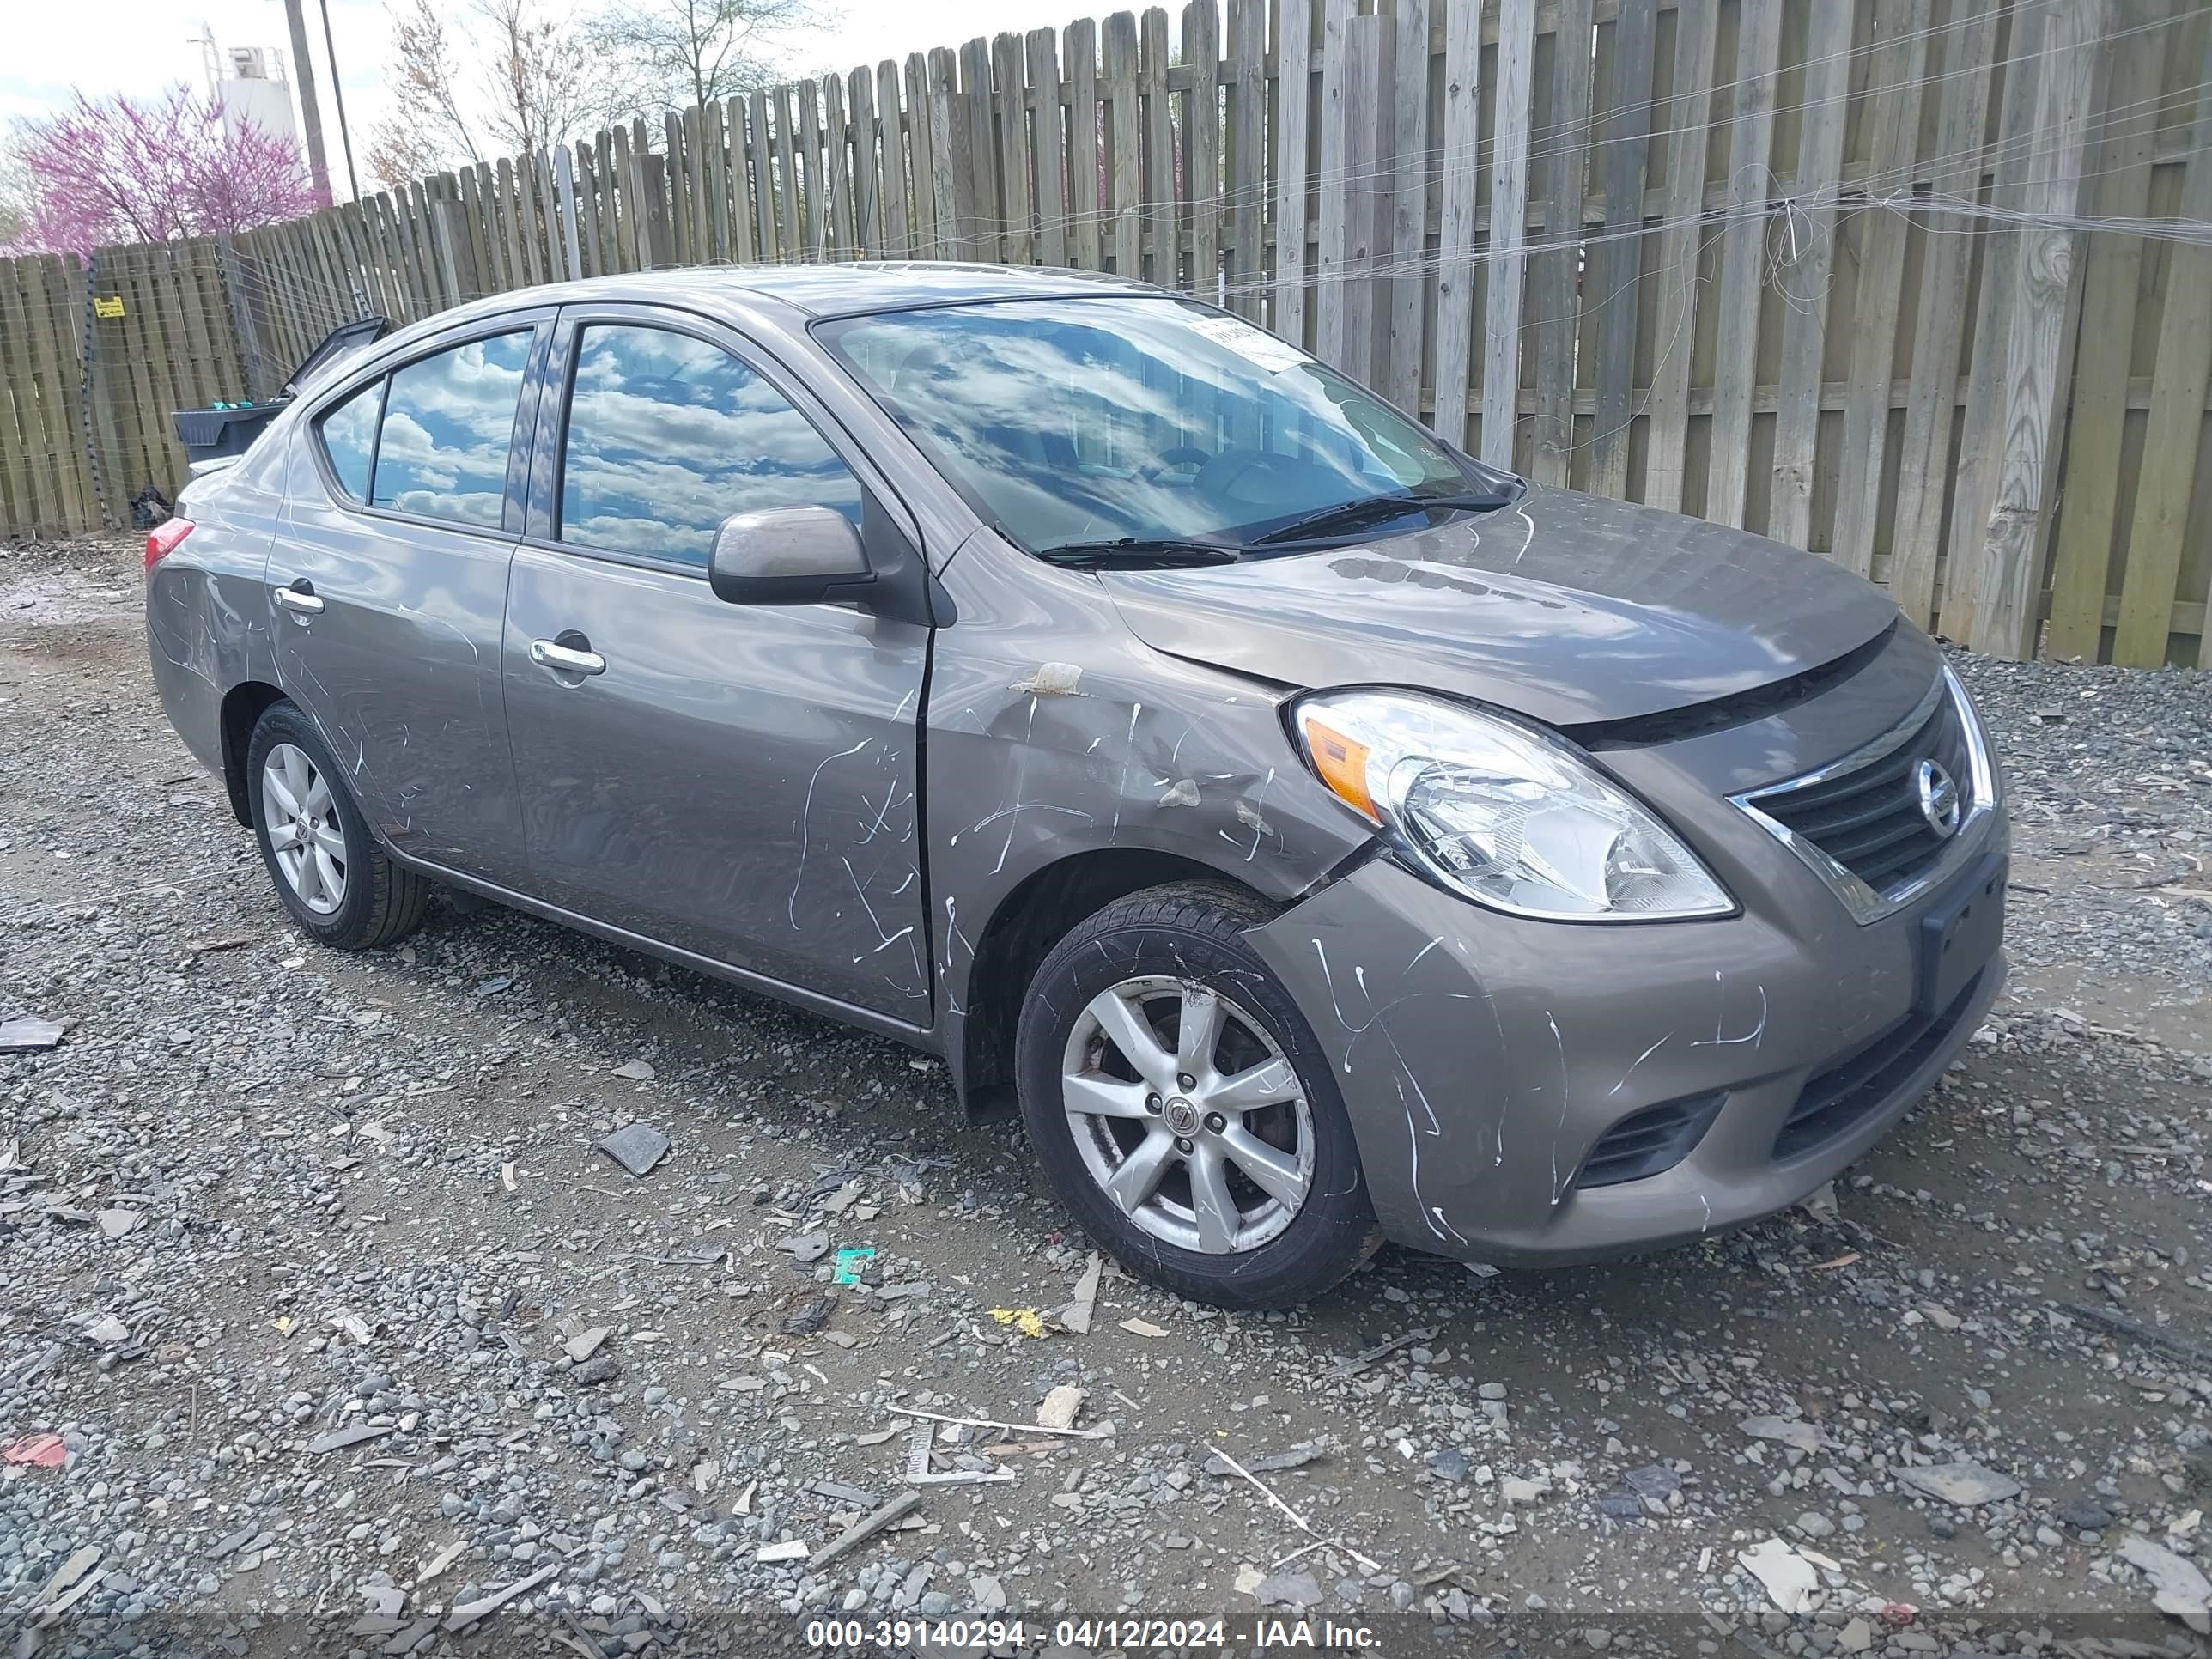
0;0;1100;193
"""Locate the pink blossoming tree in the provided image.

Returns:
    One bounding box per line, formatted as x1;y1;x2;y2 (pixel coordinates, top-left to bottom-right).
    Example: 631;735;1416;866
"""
5;84;323;256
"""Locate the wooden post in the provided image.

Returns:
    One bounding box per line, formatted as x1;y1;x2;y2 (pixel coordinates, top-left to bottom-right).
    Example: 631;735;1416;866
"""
1273;0;1315;344
1963;0;2110;659
1478;0;1534;470
1428;0;1480;448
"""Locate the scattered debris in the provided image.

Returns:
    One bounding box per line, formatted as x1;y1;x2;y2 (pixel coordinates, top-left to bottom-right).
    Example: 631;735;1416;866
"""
808;1491;922;1571
1206;1440;1325;1477
1119;1317;1168;1339
782;1294;835;1335
595;1123;670;1176
780;1230;830;1263
444;1562;557;1630
569;1354;620;1387
887;1404;1110;1441
2060;1301;2212;1371
1894;1459;2021;1506
1739;1415;1826;1453
95;1208;141;1238
563;1328;609;1364
755;1540;811;1564
1206;1446;1382;1575
610;1058;657;1081
187;934;253;953
831;1248;875;1285
1738;1538;1820;1614
2118;1534;2212;1632
414;1541;467;1585
901;1424;1017;1489
1036;1385;1085;1431
0;1017;64;1052
989;1306;1047;1339
4;1432;66;1468
84;1313;130;1346
306;1423;393;1455
1328;1326;1441;1381
1060;1251;1102;1334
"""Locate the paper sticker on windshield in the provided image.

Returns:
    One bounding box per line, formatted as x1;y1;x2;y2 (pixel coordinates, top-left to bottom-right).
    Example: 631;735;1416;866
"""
1188;313;1308;374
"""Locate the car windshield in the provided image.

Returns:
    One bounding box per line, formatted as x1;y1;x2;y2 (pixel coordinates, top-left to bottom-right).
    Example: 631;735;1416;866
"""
817;295;1510;558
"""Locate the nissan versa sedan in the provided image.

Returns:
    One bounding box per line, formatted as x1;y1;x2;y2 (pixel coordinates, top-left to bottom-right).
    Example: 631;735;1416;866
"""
145;264;2005;1309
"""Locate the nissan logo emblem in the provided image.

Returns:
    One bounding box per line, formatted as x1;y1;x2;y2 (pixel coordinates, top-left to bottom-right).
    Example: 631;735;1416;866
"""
1916;759;1962;839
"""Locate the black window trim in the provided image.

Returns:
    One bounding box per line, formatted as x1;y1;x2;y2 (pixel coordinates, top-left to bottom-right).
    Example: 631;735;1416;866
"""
311;374;388;507
520;301;920;582
299;308;557;539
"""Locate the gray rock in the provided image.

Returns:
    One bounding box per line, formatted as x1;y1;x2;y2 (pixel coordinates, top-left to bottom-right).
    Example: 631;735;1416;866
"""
1896;1459;2021;1506
596;1124;671;1176
1256;1571;1324;1609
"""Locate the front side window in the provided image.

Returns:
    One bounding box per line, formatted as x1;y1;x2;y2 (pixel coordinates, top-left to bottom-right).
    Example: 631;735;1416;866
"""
558;323;862;567
818;296;1500;556
370;330;533;529
317;381;380;502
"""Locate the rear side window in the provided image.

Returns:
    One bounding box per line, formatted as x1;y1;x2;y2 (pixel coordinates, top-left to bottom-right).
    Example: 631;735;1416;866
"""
370;331;533;529
557;323;862;567
317;382;380;501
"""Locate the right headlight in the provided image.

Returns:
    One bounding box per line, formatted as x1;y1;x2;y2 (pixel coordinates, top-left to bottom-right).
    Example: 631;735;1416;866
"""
1291;689;1735;921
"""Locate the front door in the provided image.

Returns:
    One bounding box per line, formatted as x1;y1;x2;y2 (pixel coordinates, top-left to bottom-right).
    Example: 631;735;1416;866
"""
501;310;930;1020
274;319;548;889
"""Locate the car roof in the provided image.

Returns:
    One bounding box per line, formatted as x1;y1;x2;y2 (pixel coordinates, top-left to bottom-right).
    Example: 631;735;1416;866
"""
444;262;1167;325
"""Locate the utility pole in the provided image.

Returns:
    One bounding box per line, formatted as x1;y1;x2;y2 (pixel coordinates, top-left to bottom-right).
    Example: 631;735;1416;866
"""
319;0;360;201
282;0;334;205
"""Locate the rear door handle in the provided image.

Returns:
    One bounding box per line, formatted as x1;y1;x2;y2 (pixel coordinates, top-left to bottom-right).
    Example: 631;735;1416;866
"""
529;637;605;677
273;579;323;615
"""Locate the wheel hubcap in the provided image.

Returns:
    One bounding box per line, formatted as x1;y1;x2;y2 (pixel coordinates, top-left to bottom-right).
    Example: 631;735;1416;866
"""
260;742;347;915
1060;975;1314;1255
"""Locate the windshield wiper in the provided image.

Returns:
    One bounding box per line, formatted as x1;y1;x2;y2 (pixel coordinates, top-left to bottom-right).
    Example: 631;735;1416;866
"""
1252;488;1516;546
1034;538;1243;568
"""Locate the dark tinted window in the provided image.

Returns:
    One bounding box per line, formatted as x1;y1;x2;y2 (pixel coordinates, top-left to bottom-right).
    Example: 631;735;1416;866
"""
318;381;380;501
559;324;861;566
370;330;532;528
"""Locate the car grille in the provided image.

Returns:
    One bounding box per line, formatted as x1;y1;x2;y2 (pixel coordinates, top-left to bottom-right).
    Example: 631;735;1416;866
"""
1772;969;1985;1161
1752;689;1972;895
1575;1091;1726;1188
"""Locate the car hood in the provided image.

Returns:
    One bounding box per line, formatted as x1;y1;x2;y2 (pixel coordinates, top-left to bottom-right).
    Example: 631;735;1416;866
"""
1101;484;1899;727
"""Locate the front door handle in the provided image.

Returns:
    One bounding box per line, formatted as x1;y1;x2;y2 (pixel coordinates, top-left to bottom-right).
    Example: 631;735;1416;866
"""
530;636;606;677
273;579;324;615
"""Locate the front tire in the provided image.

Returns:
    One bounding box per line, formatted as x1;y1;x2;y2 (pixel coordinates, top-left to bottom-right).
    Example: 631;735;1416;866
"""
246;701;428;951
1015;881;1379;1310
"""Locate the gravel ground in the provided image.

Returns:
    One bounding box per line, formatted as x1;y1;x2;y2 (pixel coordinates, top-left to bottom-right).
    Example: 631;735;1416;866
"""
3;533;2208;1658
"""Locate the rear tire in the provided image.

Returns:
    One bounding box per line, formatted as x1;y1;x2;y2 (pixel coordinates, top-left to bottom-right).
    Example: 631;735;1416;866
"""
246;701;428;951
1015;881;1379;1310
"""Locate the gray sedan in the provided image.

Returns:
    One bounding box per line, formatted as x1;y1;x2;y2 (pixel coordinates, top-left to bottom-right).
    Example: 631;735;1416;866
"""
145;264;2006;1308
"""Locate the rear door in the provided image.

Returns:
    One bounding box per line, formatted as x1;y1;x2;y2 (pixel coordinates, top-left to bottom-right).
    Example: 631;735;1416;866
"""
501;305;931;1019
275;314;551;889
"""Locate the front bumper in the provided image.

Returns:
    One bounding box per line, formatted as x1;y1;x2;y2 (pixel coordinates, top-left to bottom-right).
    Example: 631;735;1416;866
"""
1245;817;2007;1267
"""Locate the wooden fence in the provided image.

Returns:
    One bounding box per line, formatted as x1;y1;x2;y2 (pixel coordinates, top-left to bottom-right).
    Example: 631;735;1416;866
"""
3;0;2209;665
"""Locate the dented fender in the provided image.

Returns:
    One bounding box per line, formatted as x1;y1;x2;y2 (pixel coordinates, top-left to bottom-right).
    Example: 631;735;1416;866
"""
927;527;1376;1091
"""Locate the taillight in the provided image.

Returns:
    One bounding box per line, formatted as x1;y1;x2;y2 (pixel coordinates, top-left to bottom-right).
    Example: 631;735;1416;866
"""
144;517;195;574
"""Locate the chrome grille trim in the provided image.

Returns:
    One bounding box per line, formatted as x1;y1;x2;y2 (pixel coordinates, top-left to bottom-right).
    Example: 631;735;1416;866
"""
1729;665;1998;925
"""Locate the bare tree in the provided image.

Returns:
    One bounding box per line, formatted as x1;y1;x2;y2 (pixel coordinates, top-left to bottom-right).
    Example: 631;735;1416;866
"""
364;0;592;185
584;0;823;122
476;0;595;156
366;0;481;186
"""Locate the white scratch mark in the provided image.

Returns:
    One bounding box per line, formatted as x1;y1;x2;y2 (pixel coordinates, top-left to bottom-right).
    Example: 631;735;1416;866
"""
1607;1033;1673;1098
790;738;872;928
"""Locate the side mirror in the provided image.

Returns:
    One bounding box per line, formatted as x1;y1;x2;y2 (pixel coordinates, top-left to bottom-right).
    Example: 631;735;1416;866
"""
708;507;872;606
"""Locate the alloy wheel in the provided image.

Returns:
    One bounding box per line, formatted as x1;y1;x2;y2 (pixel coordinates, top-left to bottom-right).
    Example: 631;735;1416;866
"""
1060;975;1314;1255
260;742;347;915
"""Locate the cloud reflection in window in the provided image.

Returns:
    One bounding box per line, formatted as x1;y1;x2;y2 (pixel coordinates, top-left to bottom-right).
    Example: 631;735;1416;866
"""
559;325;862;567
